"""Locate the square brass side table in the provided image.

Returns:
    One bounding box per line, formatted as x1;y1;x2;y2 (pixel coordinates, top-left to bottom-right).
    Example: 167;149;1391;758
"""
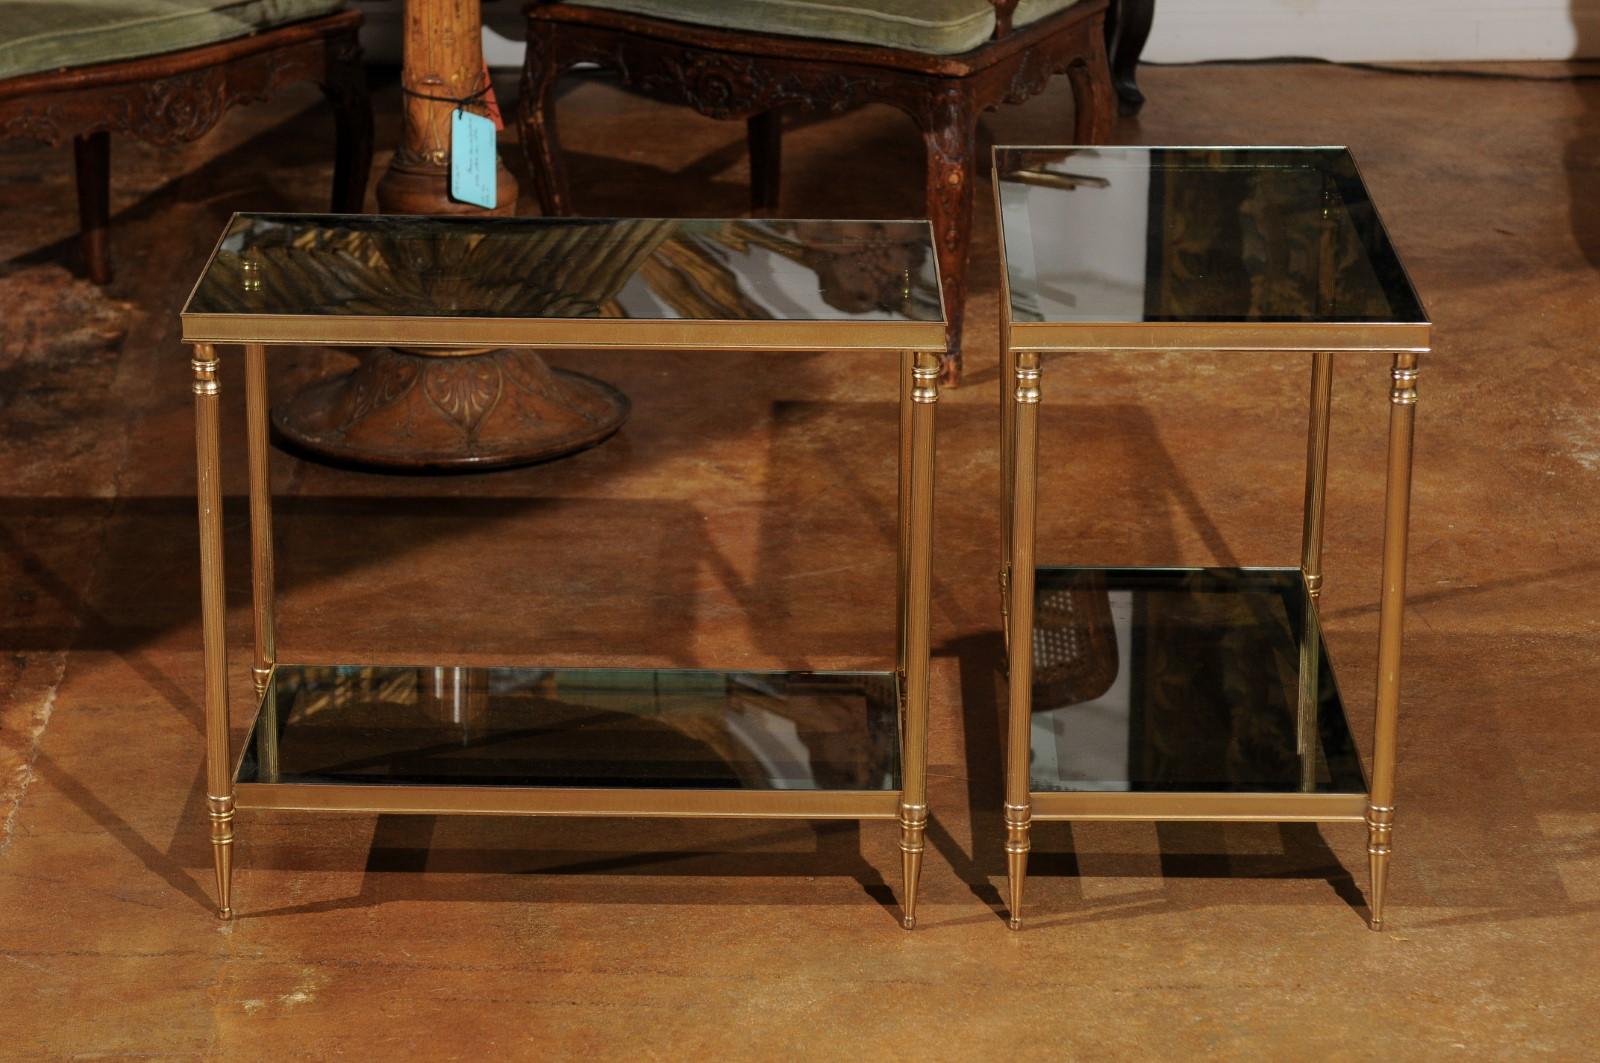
180;215;947;927
993;147;1430;930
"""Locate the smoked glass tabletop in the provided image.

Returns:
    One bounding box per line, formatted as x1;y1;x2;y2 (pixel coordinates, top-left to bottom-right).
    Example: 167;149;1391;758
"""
182;214;943;327
995;147;1426;328
238;665;901;792
1027;567;1366;795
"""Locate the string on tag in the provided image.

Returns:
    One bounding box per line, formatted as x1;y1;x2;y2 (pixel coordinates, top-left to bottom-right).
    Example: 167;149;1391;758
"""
401;81;492;113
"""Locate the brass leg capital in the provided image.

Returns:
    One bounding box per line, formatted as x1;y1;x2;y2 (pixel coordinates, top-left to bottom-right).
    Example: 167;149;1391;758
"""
1013;361;1041;406
1390;358;1420;405
911;352;941;404
191;352;220;395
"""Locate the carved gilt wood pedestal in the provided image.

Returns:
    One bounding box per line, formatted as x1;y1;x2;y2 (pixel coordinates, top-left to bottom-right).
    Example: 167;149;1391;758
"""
271;0;628;471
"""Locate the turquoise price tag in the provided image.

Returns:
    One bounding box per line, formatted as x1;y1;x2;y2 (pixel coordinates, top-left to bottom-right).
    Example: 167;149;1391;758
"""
450;108;497;210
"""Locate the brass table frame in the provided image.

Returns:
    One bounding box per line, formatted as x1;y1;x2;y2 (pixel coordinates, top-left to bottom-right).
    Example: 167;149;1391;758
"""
994;150;1430;931
181;220;947;928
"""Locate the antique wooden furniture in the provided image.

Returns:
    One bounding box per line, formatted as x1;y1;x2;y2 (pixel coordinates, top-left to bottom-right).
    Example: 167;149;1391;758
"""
519;0;1116;383
0;2;371;284
269;0;629;472
1104;0;1154;115
181;212;946;927
993;146;1429;929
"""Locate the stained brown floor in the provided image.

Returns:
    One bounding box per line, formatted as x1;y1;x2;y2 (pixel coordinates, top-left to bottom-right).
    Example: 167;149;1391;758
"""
2;61;1598;1059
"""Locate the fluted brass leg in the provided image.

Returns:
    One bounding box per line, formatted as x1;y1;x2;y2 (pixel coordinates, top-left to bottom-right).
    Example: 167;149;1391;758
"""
1301;352;1334;599
1367;352;1419;930
1297;352;1334;789
896;349;913;682
1295;596;1322;793
898;351;938;930
999;340;1017;655
193;345;235;920
245;343;276;700
1005;351;1041;930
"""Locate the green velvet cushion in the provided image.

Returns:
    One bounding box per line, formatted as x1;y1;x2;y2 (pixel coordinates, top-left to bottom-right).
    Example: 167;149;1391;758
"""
0;0;348;82
1014;0;1086;31
571;0;999;56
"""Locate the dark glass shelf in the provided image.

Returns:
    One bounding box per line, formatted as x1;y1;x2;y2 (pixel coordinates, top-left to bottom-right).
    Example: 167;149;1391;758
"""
238;665;901;793
995;147;1426;327
184;215;942;324
1027;567;1366;795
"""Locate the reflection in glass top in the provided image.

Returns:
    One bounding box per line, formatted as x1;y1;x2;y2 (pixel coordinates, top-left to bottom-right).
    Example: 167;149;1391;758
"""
1028;567;1365;794
238;665;900;791
184;215;942;324
996;147;1426;326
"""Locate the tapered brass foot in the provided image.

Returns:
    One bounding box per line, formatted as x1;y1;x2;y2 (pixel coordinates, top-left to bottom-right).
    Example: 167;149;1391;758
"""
1004;801;1030;930
1366;804;1394;930
251;666;272;701
1006;848;1027;931
209;793;235;920
899;802;927;930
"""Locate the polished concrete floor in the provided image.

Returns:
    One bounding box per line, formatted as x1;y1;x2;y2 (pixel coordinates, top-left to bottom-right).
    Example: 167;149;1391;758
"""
2;60;1598;1059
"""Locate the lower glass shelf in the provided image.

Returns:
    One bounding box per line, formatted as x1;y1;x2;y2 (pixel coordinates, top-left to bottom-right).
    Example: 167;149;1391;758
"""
236;665;903;818
1026;567;1368;802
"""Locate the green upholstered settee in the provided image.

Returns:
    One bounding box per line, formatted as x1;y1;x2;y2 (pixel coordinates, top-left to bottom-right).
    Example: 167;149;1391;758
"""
521;0;1118;382
569;0;1086;56
0;0;372;282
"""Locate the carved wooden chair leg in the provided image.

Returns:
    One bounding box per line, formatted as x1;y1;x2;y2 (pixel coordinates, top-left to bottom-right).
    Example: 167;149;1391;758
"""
1069;47;1117;144
321;40;374;213
1104;0;1155;116
73;131;111;284
747;109;782;213
916;90;978;386
518;27;575;215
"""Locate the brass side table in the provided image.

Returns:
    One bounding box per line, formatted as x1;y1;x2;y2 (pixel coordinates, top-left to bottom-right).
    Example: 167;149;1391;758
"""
181;215;947;927
993;147;1430;930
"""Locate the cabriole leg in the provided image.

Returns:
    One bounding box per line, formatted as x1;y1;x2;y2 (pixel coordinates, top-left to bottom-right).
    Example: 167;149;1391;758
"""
898;350;939;929
1368;351;1419;930
193;345;235;920
747;110;782;212
74;132;111;285
517;27;574;216
1005;351;1042;929
245;344;276;699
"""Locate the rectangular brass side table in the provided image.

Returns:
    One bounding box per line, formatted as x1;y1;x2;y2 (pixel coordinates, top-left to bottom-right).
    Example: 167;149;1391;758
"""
993;147;1430;930
180;215;946;927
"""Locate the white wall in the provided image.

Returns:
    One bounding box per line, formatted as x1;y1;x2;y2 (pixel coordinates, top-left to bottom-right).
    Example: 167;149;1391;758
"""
1144;0;1600;63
